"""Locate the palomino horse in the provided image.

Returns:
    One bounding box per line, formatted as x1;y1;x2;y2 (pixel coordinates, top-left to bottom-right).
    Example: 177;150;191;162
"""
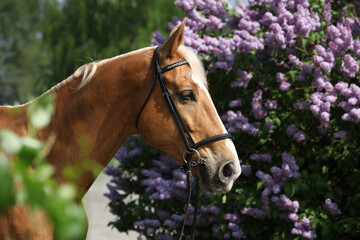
0;19;241;239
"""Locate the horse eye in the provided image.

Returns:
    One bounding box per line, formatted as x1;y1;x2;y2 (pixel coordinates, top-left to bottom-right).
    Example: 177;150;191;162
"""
180;90;195;102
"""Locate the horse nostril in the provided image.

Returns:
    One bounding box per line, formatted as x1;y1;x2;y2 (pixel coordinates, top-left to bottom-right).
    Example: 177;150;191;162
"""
222;162;234;178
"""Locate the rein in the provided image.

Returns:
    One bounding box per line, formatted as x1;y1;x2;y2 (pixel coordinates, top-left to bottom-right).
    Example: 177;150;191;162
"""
135;47;232;239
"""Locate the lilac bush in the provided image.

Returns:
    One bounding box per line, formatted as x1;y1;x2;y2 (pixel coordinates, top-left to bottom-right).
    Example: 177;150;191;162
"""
106;0;360;239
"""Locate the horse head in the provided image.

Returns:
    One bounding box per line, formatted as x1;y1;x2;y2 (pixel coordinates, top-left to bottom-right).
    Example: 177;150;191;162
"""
137;19;241;194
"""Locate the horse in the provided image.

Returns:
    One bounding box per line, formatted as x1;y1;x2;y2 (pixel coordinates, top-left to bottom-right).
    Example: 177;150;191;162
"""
0;18;241;240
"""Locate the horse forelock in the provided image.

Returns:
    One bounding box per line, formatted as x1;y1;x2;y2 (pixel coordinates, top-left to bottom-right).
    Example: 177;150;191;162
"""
177;45;208;89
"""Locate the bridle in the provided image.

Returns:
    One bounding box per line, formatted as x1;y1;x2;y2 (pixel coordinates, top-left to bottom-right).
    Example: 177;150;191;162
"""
135;46;232;239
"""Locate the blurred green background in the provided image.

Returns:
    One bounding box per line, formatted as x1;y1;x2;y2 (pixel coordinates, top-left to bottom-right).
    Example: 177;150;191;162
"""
0;0;184;104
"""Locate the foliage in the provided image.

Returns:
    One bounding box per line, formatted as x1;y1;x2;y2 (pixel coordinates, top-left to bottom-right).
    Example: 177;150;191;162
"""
106;0;360;239
0;0;51;103
0;95;87;240
0;0;184;103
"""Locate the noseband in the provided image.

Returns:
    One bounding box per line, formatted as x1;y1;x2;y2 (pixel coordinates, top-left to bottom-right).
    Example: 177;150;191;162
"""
135;46;232;239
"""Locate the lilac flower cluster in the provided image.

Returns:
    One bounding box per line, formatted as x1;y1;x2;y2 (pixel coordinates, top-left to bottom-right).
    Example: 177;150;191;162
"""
249;153;272;163
242;152;317;238
286;124;308;142
222;110;259;136
324;198;342;215
253;152;300;212
230;70;253;88
251;90;268;119
156;0;360;134
135;219;161;235
169;0;265;71
141;155;188;202
291;217;317;239
276;72;291;92
335;81;360;123
307;20;360;126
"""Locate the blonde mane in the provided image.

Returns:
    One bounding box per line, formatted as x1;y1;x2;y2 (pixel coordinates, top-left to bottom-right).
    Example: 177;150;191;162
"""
74;61;98;92
62;46;207;92
71;47;154;92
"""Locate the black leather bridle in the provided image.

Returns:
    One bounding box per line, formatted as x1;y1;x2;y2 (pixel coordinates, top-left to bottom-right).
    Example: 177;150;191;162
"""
135;46;232;239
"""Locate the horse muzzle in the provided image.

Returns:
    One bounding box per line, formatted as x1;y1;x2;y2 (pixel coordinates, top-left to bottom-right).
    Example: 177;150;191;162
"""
198;159;241;194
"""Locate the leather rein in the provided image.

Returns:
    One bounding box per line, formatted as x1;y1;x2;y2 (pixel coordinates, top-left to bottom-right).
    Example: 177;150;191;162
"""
135;46;232;239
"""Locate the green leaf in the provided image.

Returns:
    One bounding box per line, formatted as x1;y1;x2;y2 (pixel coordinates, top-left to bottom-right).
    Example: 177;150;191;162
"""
222;194;227;204
27;94;54;130
34;164;54;182
30;107;52;129
0;129;22;154
257;181;265;190
0;155;15;213
57;184;76;201
19;137;43;164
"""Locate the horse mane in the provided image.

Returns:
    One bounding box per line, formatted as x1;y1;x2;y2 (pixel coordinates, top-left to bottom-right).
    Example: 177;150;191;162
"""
74;61;98;92
52;46;208;93
47;61;99;94
70;47;154;92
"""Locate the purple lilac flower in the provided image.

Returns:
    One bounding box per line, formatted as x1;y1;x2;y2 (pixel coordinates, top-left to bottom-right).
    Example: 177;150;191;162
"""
164;219;178;229
152;30;166;46
354;40;360;57
265;100;277;110
323;3;332;22
286;124;297;136
250;153;272;163
265;120;273;133
327;23;353;57
231;69;253;88
252;90;268;119
293;131;308;142
224;213;239;223
232;230;245;239
291;217;317;239
340;54;359;78
288;54;303;67
286;124;308;141
276;72;291;91
271;194;299;213
155;234;176;240
114;146;128;162
128;147;143;158
241;207;267;220
293;100;311;110
223;110;259;136
156;209;171;221
241;164;251;176
229;98;242;108
313;45;335;73
325;198;342;215
334;81;360;123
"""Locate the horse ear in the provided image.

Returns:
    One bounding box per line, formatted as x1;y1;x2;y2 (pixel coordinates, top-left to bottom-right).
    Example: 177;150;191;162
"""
159;18;187;60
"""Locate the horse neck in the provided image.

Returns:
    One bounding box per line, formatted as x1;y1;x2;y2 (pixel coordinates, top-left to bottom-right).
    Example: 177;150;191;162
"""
0;105;28;136
39;47;154;193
